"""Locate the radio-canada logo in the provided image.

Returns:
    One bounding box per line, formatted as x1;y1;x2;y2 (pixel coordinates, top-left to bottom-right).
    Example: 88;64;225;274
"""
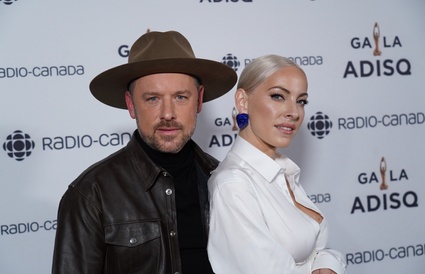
222;53;241;72
3;130;36;161
307;112;333;139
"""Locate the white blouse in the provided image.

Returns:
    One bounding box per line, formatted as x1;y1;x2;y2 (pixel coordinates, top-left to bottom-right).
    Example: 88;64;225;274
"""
207;136;347;274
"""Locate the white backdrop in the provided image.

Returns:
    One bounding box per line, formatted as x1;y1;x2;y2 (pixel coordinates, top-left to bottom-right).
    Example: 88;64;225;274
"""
1;0;424;273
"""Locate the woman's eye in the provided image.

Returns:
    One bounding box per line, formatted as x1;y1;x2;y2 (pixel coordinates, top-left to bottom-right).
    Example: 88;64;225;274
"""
271;93;284;100
298;99;309;106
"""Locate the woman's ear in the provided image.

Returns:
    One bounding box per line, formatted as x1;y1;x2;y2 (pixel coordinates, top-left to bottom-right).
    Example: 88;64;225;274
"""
234;88;248;113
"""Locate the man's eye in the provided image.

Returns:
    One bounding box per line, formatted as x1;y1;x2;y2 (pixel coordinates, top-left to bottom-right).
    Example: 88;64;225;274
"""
176;95;187;101
147;97;158;102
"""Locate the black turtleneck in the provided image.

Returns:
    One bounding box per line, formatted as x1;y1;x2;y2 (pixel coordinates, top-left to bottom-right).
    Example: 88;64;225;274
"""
135;132;214;274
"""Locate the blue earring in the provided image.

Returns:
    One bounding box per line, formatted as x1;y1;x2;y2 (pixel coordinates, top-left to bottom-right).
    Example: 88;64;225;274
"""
236;113;249;129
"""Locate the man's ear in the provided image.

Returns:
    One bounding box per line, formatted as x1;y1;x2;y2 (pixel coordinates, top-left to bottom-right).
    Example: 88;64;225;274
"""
125;91;136;119
234;88;248;113
197;85;204;113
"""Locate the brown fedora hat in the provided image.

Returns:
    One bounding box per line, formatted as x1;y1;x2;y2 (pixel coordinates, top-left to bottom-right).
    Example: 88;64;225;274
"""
89;30;237;109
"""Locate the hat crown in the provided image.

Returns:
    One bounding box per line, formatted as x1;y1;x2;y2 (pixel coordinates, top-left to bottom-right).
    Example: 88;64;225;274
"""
129;31;196;63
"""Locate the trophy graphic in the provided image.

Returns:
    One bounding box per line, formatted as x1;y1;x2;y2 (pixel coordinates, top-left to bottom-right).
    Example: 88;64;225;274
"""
373;22;382;56
379;157;388;190
232;107;238;131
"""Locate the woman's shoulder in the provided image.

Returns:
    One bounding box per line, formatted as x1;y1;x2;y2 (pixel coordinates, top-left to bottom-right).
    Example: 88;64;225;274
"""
210;151;255;185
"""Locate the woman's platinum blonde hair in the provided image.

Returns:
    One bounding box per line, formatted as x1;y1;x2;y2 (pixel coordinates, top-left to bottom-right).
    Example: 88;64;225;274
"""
237;54;305;93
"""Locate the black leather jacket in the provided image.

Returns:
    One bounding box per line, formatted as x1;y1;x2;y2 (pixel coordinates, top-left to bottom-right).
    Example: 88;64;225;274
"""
52;132;219;274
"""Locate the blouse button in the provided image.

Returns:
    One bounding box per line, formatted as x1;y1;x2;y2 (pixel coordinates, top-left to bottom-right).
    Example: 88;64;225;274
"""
170;231;176;237
129;237;137;244
165;189;173;195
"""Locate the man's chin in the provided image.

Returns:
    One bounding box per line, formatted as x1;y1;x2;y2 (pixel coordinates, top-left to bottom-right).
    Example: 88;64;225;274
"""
158;144;184;154
156;138;185;154
144;132;191;154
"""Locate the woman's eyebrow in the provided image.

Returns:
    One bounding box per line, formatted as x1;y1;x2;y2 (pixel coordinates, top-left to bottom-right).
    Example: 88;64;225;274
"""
268;86;308;97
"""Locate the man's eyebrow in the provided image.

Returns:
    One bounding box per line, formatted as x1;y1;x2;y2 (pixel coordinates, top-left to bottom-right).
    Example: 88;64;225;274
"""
173;89;191;94
141;89;191;97
141;91;161;97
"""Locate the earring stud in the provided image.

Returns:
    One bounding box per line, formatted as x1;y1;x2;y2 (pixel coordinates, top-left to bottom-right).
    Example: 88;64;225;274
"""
236;113;249;129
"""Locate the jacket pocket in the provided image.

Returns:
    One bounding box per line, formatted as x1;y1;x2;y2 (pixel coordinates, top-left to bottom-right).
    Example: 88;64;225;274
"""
104;221;162;273
105;221;160;247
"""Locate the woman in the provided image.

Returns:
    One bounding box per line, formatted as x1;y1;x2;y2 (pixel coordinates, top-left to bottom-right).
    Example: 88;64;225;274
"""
207;55;347;274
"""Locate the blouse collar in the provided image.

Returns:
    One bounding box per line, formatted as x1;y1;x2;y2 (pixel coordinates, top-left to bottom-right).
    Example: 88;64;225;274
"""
231;136;301;188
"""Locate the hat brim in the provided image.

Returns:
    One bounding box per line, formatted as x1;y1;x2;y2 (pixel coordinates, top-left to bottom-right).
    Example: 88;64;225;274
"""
89;58;237;109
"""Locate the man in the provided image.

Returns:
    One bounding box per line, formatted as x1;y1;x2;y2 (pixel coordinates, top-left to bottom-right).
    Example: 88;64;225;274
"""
52;30;237;274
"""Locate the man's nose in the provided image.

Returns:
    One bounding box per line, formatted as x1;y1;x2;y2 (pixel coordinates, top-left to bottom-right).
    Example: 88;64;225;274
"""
160;99;176;121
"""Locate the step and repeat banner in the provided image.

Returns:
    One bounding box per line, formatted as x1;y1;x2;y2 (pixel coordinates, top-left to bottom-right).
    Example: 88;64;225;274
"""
1;0;424;273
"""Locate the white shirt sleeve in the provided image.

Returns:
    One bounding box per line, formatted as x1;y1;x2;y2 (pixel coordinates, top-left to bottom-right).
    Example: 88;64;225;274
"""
311;216;347;273
312;249;348;274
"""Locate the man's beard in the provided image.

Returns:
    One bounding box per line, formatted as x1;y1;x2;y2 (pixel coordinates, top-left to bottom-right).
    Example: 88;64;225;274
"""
138;119;196;154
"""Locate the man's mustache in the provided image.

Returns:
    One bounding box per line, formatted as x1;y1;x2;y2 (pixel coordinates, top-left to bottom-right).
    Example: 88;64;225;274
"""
155;121;182;129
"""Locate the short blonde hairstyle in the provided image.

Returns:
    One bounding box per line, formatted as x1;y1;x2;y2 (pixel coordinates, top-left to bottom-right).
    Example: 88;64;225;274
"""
237;54;305;94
